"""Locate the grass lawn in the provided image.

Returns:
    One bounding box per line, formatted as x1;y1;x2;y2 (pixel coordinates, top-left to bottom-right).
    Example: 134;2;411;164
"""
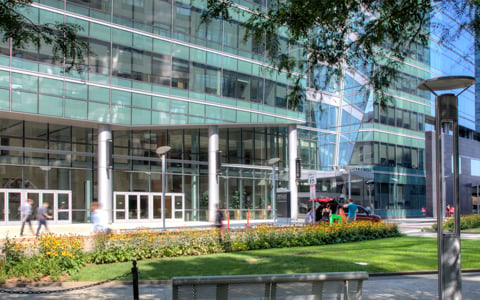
71;236;480;282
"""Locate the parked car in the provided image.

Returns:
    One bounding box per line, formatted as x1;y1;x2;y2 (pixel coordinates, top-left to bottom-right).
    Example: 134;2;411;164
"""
355;205;381;222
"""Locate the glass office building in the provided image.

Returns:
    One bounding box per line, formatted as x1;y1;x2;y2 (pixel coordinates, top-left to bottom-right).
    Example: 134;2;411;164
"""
0;1;476;225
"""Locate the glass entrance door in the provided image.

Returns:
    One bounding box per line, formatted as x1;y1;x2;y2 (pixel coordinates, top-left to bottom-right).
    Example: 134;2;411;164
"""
126;194;149;220
26;191;71;223
0;189;72;224
7;191;21;222
114;192;184;222
172;195;184;220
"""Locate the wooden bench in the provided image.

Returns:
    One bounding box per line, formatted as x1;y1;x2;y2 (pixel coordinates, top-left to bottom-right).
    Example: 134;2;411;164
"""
172;271;368;299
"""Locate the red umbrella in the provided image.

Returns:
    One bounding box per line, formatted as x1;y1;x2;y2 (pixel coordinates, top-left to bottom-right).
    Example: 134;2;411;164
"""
309;197;334;202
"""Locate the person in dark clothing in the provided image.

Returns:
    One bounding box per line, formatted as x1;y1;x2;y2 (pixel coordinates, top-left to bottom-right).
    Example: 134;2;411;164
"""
215;204;224;228
36;202;52;237
321;204;332;223
214;204;224;244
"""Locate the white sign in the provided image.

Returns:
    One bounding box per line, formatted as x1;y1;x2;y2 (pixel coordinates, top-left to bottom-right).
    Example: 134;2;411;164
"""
310;185;316;200
308;174;316;185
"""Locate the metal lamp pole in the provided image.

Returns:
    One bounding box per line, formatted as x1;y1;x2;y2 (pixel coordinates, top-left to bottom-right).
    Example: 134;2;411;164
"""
366;180;374;212
348;169;351;199
156;146;171;231
418;76;475;300
391;178;398;219
268;157;280;223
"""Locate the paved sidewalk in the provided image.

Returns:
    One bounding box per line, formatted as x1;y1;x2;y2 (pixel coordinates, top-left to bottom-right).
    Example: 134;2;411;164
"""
1;272;480;299
0;219;273;241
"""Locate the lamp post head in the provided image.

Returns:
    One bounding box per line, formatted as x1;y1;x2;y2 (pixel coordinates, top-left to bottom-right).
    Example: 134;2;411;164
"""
418;76;475;95
156;146;171;156
268;157;280;165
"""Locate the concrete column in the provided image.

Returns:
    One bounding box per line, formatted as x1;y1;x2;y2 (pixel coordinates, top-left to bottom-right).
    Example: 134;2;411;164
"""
98;125;113;223
288;125;298;220
208;126;219;222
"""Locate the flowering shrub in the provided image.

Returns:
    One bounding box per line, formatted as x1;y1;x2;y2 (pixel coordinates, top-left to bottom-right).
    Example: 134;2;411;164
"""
230;222;400;251
0;234;85;282
432;214;480;231
90;229;223;264
37;234;86;276
90;221;400;264
2;237;27;265
1;222;400;281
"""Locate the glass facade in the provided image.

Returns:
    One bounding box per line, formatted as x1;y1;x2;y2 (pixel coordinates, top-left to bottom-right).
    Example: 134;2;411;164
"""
297;3;476;218
0;1;476;223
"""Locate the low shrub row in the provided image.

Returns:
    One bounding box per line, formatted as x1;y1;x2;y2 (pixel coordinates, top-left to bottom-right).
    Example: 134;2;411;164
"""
89;229;223;264
431;214;480;231
89;221;400;263
0;221;400;282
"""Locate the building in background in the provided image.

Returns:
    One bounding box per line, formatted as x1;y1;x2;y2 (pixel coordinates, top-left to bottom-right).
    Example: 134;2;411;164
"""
0;0;477;225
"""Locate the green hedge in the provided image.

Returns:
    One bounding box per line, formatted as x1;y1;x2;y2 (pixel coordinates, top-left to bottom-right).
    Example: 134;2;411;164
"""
432;214;480;231
89;222;400;264
1;222;400;281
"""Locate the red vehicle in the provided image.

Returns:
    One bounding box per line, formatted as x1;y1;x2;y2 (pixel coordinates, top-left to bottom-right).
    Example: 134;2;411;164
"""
355;205;381;222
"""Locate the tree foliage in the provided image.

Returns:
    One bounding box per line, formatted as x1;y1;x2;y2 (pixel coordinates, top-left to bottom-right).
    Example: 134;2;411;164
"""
0;0;89;73
202;0;477;110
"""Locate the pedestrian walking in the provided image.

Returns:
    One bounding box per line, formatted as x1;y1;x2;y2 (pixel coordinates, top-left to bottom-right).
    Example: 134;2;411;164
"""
91;201;109;234
36;202;52;237
343;199;358;223
215;204;224;229
215;204;224;244
305;207;314;224
449;205;455;216
19;198;34;236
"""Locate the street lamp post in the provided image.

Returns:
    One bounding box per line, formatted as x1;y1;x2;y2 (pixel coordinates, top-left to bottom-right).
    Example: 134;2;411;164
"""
338;168;351;201
156;146;171;231
366;180;374;213
391;178;398;219
347;169;351;200
418;76;476;300
268;157;280;222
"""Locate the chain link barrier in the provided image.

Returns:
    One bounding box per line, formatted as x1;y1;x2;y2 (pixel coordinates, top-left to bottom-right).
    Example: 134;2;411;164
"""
0;271;131;295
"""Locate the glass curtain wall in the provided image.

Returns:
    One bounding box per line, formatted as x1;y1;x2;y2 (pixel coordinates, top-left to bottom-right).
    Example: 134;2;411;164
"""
0;119;288;223
0;120;95;223
111;127;288;221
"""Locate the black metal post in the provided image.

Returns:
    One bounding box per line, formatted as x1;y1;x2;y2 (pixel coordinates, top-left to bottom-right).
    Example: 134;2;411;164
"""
132;260;139;300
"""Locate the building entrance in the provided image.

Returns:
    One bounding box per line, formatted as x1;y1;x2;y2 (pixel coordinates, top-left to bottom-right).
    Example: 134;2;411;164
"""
113;192;184;222
0;189;72;224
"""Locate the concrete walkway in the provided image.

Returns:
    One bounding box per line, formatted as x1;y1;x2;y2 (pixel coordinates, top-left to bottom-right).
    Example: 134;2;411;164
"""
1;272;480;299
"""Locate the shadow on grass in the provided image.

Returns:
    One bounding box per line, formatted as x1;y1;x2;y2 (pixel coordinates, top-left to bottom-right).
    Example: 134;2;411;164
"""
135;237;438;280
73;236;480;282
